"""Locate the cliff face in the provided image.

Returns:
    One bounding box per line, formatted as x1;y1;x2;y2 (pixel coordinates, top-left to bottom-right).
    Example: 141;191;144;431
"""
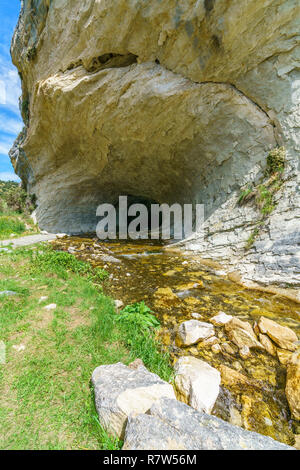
10;0;300;290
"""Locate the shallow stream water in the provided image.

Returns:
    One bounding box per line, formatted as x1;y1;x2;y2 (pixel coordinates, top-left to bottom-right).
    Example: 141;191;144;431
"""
52;236;300;446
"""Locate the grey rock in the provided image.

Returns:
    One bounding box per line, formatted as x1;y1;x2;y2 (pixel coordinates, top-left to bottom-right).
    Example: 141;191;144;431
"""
123;398;294;450
0;291;18;296
91;362;176;440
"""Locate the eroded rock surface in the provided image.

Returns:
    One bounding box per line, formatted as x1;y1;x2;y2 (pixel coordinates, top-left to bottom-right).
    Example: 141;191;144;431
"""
174;356;220;413
123;398;293;450
91;362;176;439
10;0;300;289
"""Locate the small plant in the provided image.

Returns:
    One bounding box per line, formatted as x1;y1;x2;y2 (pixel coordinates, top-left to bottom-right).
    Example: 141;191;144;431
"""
238;185;254;205
256;185;275;216
116;301;160;332
245;227;260;250
93;268;109;283
265;147;286;176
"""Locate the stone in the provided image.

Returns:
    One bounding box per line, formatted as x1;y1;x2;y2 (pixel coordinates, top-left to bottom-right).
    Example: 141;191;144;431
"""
91;362;176;439
211;344;222;354
191;312;202;320
174;356;220;414
258;317;298;351
285;351;300;420
239;345;251;359
114;299;124;311
177;320;215;347
222;342;238;355
210;312;233;326
12;344;26;352
122;398;293;450
0;291;17;297
259;333;277;357
225;318;263;350
294;435;300;451
43;304;57;311
277;348;294;365
128;359;144;370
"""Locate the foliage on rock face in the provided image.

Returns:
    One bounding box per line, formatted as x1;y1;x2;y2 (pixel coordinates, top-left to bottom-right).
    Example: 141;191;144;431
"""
238;147;286;250
265;147;286;176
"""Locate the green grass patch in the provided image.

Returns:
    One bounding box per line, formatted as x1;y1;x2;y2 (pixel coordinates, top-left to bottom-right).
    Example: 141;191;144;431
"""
0;245;172;449
0;216;26;238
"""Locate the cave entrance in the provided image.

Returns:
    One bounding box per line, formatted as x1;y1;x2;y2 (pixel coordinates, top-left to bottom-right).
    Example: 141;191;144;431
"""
113;194;163;240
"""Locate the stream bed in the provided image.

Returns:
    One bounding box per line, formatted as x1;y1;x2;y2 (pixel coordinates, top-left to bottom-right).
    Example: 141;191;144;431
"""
52;236;300;446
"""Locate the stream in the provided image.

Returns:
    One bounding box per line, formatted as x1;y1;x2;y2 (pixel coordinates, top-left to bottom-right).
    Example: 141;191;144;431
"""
52;236;300;446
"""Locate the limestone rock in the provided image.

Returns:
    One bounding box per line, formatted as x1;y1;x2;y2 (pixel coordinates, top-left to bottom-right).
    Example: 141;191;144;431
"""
91;362;176;439
174;356;220;413
277;348;294;365
259;333;277;357
285;351;300;420
258;317;298;351
123;398;293;450
177;320;215;347
225;318;263;350
210;312;233;326
9;0;300;290
239;345;251;360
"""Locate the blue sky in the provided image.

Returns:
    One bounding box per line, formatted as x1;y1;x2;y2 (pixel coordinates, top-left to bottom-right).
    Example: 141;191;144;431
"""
0;0;22;181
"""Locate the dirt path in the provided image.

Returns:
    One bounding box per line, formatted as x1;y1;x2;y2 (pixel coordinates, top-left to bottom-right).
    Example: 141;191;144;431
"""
0;233;58;248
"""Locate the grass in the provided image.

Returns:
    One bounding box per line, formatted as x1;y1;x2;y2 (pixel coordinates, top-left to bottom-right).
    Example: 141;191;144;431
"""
0;245;172;450
0;212;39;240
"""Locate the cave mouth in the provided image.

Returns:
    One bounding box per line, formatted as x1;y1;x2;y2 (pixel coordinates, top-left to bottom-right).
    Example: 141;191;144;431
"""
95;194;198;242
112;194;163;240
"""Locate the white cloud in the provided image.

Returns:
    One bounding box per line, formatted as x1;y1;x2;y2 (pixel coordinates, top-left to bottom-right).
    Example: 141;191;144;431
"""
0;80;6;104
0;134;16;154
0;57;21;114
0;171;20;182
0;112;22;135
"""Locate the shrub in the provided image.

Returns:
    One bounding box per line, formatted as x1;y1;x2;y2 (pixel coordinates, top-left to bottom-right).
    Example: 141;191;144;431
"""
265;147;286;176
116;301;160;332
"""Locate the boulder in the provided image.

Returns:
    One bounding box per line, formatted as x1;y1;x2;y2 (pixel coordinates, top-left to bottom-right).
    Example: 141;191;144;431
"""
91;362;176;439
259;333;277;357
277;348;294;365
258;317;298;351
210;312;233;326
225;318;263;350
177;320;215;347
174;356;220;413
122;398;293;450
285;351;300;420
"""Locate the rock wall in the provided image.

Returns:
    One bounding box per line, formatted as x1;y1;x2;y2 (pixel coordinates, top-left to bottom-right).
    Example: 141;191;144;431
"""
10;0;300;288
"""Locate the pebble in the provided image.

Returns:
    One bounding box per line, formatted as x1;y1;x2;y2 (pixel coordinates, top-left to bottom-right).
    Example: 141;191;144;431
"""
0;291;17;296
43;304;57;311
